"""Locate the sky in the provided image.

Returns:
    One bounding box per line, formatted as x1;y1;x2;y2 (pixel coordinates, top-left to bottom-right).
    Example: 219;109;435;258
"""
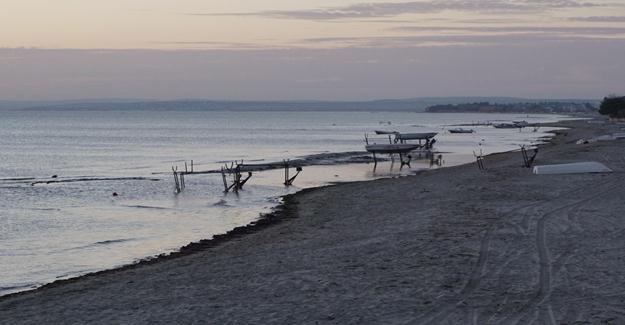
1;0;624;100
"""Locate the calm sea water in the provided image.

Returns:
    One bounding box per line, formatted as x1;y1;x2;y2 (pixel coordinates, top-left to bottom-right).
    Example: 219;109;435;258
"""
0;108;570;295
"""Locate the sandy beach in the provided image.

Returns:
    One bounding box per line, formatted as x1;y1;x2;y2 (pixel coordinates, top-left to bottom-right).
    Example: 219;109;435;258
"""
1;118;624;324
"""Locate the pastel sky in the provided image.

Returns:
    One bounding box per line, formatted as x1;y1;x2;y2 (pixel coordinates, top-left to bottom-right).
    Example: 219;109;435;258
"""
1;0;624;100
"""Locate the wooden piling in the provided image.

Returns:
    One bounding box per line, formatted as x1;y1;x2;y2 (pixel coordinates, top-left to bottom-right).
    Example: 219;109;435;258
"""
474;150;485;171
521;146;529;167
284;160;289;186
221;167;229;193
238;172;252;189
172;166;181;193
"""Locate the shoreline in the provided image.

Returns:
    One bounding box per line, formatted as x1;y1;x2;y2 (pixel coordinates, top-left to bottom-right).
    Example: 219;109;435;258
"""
0;112;572;298
0;120;570;299
5;118;625;323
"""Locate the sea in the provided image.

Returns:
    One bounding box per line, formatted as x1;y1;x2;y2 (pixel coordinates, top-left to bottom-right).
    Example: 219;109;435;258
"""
0;107;571;296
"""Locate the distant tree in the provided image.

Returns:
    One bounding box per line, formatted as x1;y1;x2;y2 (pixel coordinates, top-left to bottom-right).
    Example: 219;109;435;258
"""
599;95;625;118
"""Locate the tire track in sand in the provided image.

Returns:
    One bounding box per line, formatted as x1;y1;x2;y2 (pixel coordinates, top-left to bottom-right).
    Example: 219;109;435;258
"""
504;182;619;325
413;203;543;325
415;179;617;325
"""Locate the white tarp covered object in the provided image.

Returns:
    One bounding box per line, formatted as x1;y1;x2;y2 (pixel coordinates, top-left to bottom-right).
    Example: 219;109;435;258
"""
533;162;613;175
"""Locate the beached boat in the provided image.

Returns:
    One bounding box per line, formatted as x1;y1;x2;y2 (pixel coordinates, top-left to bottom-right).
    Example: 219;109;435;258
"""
513;120;529;127
374;130;399;135
394;132;437;141
493;123;518;129
448;128;474;134
393;132;437;150
365;144;422;154
493;121;529;129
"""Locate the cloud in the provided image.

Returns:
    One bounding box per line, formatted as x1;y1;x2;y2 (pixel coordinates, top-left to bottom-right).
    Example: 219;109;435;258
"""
302;32;624;48
569;16;625;22
392;26;625;34
195;0;599;20
150;25;625;51
296;24;625;48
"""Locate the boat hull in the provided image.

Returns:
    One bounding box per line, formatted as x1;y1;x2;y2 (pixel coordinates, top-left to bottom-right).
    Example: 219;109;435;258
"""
395;132;437;141
365;144;423;154
449;129;474;134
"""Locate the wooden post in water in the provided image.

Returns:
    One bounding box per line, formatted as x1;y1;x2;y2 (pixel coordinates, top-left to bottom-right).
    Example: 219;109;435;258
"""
221;167;229;193
233;169;241;193
238;172;253;189
284;161;302;186
172;166;181;194
284;160;289;186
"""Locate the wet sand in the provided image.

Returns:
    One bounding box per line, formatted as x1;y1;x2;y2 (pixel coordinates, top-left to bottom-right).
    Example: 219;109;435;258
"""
2;119;625;324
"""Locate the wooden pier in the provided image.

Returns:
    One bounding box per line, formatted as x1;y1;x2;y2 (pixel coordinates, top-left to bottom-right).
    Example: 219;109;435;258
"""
170;159;304;194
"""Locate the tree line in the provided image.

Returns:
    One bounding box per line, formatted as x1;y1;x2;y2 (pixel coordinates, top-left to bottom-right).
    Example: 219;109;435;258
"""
599;95;625;118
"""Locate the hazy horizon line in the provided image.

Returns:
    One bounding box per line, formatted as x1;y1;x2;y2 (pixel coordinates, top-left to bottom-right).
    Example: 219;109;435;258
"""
0;96;602;104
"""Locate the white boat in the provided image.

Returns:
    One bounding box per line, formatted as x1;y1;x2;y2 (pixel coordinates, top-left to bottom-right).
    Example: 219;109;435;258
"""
365;144;422;154
394;132;437;141
448;128;474;134
374;130;399;135
533;162;612;175
392;132;438;151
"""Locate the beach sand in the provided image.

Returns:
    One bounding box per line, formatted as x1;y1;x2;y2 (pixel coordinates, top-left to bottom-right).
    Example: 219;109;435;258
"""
2;119;625;324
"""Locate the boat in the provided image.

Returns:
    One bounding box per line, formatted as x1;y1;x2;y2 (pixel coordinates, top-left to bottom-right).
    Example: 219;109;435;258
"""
448;128;474;134
393;132;437;150
394;132;438;141
493;123;519;129
513;120;529;127
493;121;529;129
365;144;422;154
364;132;432;169
374;130;399;135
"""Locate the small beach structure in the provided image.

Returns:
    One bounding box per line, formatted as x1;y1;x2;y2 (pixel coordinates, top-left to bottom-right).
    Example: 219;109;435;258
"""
365;132;437;169
365;143;419;169
520;145;539;168
170;159;303;194
532;162;612;175
393;132;437;152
